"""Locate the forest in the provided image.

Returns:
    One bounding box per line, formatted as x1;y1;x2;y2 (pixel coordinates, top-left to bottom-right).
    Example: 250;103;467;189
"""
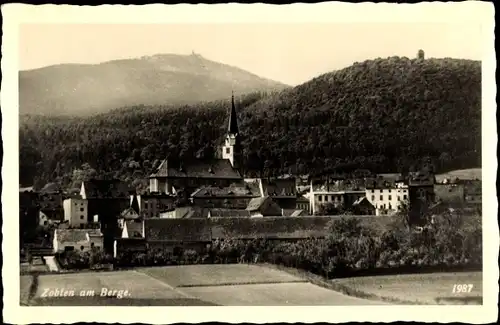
19;56;481;191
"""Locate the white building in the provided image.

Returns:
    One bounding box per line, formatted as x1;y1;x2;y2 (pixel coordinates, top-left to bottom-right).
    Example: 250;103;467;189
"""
365;179;409;216
53;228;103;253
63;197;88;228
306;182;365;215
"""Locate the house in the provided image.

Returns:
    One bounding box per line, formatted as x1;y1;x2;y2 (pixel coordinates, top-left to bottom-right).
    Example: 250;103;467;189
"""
38;191;64;222
80;179;132;252
149;94;243;196
296;194;310;211
307;181;366;215
434;183;465;204
365;177;408;216
131;193;176;218
117;207;141;229
408;170;436;224
53;228;104;253
245;196;282;217
190;182;261;209
121;220;145;238
464;180;482;205
207;209;251;218
63;196;88;228
258;178;298;209
351;197;375;215
143;218;212;253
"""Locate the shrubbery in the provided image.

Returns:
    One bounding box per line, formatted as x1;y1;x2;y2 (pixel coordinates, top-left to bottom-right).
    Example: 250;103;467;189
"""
58;212;482;278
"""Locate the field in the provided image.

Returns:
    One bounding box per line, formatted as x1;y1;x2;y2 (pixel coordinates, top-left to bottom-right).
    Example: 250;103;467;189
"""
330;272;483;305
436;168;481;182
20;265;482;306
20;264;383;306
138;264;305;287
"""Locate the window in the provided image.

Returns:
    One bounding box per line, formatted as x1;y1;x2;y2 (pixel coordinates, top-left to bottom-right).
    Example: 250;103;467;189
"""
318;195;322;202
371;189;374;193
397;196;400;201
403;195;407;200
371;195;375;201
226;147;231;154
388;195;392;200
80;208;84;212
380;195;383;200
80;215;84;220
388;189;391;193
80;246;85;251
91;242;95;248
145;202;148;209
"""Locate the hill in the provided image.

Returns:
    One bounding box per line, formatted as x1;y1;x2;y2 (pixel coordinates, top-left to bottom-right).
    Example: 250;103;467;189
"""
436;168;482;182
19;56;481;189
19;53;289;116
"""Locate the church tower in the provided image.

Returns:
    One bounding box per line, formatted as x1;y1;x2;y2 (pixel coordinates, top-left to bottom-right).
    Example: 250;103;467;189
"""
222;92;241;169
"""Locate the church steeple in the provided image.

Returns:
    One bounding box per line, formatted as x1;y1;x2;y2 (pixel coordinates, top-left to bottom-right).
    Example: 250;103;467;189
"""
222;91;241;169
228;91;239;135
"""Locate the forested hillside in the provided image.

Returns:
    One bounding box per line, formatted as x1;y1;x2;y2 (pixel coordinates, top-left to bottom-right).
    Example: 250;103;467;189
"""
19;56;481;191
19;53;288;116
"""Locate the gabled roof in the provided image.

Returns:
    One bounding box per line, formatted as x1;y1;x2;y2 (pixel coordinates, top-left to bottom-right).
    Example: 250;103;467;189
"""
82;179;131;199
124;221;144;238
144;218;211;242
260;178;297;197
353;197;372;206
246;197;269;212
120;207;140;220
150;158;242;179
55;229;103;243
208;209;251;218
191;182;260;198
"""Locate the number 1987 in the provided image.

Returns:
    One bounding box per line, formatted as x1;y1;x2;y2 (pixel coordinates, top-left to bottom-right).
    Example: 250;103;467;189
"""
452;284;473;293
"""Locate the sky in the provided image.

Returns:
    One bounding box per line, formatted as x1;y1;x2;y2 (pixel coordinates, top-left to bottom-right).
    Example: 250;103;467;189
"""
19;23;484;86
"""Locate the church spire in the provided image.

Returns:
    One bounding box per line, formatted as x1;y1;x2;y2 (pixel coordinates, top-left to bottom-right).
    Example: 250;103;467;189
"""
228;91;239;135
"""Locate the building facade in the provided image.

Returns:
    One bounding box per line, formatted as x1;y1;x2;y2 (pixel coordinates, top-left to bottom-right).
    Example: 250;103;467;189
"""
63;197;89;228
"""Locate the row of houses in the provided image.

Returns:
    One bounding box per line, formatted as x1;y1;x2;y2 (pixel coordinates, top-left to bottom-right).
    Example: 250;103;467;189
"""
20;94;482;256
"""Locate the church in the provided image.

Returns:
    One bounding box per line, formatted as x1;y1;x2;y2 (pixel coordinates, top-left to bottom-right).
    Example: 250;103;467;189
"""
148;93;244;196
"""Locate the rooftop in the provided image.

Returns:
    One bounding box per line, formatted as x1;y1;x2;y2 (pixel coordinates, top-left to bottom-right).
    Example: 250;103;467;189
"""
150;158;242;179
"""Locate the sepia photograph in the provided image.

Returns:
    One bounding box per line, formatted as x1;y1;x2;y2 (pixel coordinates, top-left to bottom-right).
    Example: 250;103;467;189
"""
2;2;497;324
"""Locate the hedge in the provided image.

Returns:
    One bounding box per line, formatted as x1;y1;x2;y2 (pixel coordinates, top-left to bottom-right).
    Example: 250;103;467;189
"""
59;211;482;279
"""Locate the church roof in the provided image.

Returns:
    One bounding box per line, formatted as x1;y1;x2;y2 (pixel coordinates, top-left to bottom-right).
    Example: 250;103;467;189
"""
191;182;260;198
150;158;242;179
228;92;239;135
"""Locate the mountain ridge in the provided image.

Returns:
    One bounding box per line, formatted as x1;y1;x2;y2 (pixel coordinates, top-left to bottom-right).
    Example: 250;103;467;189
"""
19;53;290;116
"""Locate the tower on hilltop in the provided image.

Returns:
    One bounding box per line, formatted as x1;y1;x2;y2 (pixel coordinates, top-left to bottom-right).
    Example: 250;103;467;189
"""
222;91;241;170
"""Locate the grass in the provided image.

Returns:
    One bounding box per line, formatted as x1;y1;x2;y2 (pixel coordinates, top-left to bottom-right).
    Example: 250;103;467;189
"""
22;269;215;306
137;264;304;287
330;272;483;305
263;263;482;305
180;281;383;306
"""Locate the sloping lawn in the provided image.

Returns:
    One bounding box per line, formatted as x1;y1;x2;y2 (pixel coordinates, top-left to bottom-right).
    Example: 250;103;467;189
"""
180;281;384;306
331;272;482;305
138;264;305;287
